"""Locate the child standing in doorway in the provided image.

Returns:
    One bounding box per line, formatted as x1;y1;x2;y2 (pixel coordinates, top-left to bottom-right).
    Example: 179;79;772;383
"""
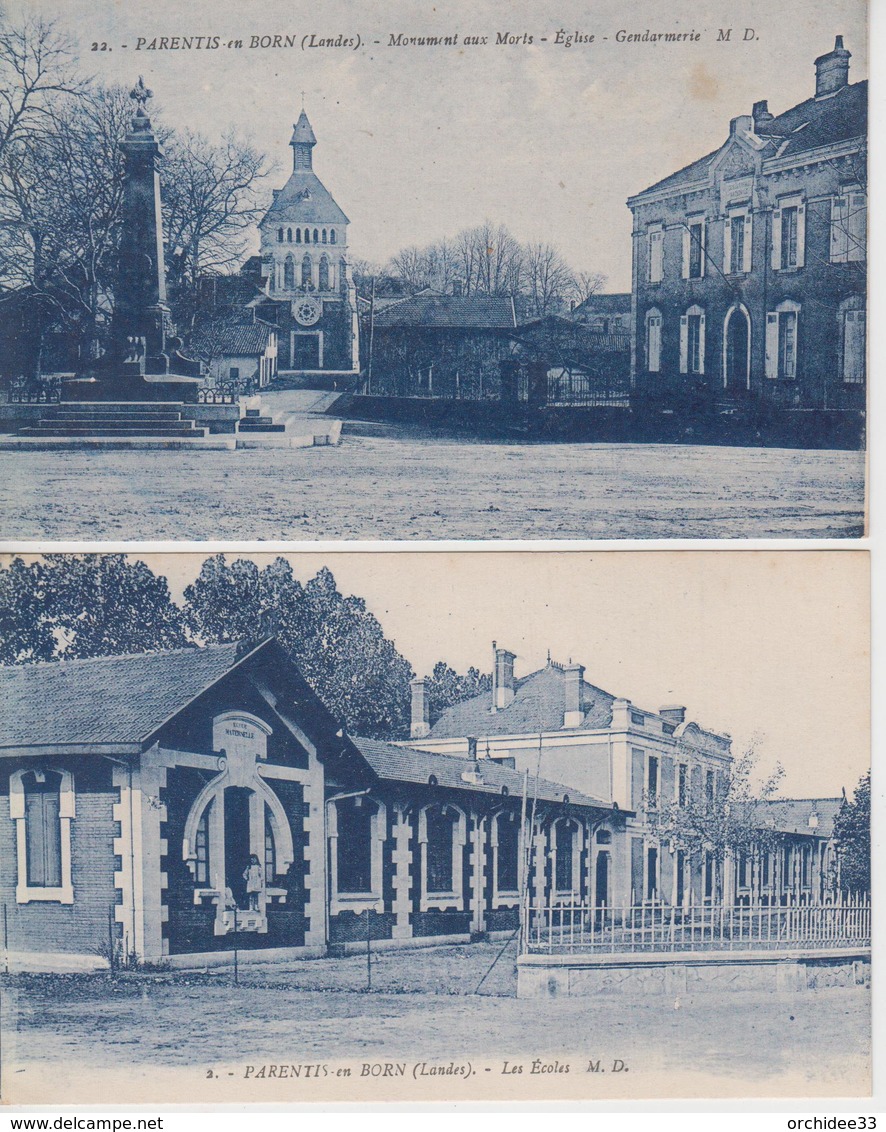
243;854;263;911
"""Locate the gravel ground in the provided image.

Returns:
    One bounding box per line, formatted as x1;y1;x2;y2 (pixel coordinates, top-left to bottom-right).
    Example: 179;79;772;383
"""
0;436;866;541
0;943;870;1103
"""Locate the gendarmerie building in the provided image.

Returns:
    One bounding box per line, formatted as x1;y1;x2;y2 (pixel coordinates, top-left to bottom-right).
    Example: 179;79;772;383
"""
255;111;359;380
627;37;866;415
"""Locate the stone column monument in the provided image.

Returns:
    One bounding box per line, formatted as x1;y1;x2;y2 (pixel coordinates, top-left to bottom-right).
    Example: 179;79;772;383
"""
66;78;202;402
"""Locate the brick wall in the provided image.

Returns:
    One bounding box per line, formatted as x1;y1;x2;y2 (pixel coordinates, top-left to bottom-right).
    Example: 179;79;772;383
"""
0;759;118;959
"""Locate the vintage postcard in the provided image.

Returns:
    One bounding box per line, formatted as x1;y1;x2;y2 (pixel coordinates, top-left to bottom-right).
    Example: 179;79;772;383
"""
0;549;871;1103
0;0;869;540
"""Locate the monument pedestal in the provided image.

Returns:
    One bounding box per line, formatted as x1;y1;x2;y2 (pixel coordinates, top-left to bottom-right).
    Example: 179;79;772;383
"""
62;372;203;404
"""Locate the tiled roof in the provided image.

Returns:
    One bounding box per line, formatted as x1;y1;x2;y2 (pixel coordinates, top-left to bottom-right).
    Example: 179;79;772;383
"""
427;664;616;739
0;643;246;749
353;736;612;811
372;294;517;330
191;321;275;358
761;797;843;838
633;79;866;200
261;170;349;226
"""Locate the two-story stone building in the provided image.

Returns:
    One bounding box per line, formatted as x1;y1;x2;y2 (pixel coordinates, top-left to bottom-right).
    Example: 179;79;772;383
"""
627;38;866;415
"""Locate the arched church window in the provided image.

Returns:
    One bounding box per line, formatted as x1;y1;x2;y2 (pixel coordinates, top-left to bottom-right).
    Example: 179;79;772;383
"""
295;229;302;244
283;255;295;290
322;229;327;244
313;229;319;243
330;230;337;245
287;228;292;242
277;228;284;243
318;255;330;291
301;254;312;288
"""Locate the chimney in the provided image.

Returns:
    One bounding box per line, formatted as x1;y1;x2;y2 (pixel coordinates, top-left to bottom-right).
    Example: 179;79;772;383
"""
461;735;484;784
815;36;851;99
563;663;585;729
492;646;516;710
729;114;753;138
410;678;430;739
660;705;686;726
752;100;774;128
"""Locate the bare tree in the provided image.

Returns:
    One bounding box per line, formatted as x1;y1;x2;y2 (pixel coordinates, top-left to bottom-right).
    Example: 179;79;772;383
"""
387;244;430;291
0;9;83;165
161;128;273;331
569;270;607;305
524;240;574;317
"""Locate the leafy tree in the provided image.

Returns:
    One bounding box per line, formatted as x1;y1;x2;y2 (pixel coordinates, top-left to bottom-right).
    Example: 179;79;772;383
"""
184;557;414;738
833;770;870;895
0;554;189;662
0;557;56;662
645;742;784;901
423;661;491;725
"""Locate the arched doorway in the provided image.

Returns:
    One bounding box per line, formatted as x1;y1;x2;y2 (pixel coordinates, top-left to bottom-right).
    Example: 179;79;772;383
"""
723;305;750;393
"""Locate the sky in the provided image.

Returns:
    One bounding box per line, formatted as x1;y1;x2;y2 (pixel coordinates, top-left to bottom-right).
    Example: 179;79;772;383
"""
10;0;868;291
126;549;870;800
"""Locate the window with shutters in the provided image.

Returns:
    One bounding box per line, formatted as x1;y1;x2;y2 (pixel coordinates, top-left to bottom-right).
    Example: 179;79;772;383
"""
841;307;866;384
724;207;752;275
25;772;62;887
831;190;866;263
10;768;75;903
648;224;664;283
684;218;705;279
773;196;805;270
645;308;662;372
765;301;800;380
680;305;706;375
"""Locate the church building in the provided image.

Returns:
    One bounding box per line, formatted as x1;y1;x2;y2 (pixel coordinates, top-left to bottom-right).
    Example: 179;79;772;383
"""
255;111;360;380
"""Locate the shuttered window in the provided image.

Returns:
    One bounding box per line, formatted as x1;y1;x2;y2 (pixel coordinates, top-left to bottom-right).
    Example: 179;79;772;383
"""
648;226;664;283
842;310;865;384
24;772;63;888
646;311;662;372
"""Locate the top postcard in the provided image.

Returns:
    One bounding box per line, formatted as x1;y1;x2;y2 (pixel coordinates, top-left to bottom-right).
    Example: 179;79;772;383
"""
0;0;868;542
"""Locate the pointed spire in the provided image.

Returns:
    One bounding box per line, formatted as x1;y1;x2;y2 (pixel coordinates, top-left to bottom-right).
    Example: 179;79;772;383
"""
290;109;317;170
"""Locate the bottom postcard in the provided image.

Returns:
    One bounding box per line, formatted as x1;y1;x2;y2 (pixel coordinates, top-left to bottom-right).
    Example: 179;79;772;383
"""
0;549;871;1102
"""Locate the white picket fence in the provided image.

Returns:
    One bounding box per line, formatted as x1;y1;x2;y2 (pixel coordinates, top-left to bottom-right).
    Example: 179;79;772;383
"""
523;894;871;955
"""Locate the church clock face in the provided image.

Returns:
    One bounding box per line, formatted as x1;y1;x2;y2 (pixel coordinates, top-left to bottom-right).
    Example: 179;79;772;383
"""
293;296;321;326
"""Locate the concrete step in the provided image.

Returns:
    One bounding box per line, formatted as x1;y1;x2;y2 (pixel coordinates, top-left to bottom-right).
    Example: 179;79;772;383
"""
42;412;187;424
52;402;186;414
237;417;286;433
19;425;206;437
